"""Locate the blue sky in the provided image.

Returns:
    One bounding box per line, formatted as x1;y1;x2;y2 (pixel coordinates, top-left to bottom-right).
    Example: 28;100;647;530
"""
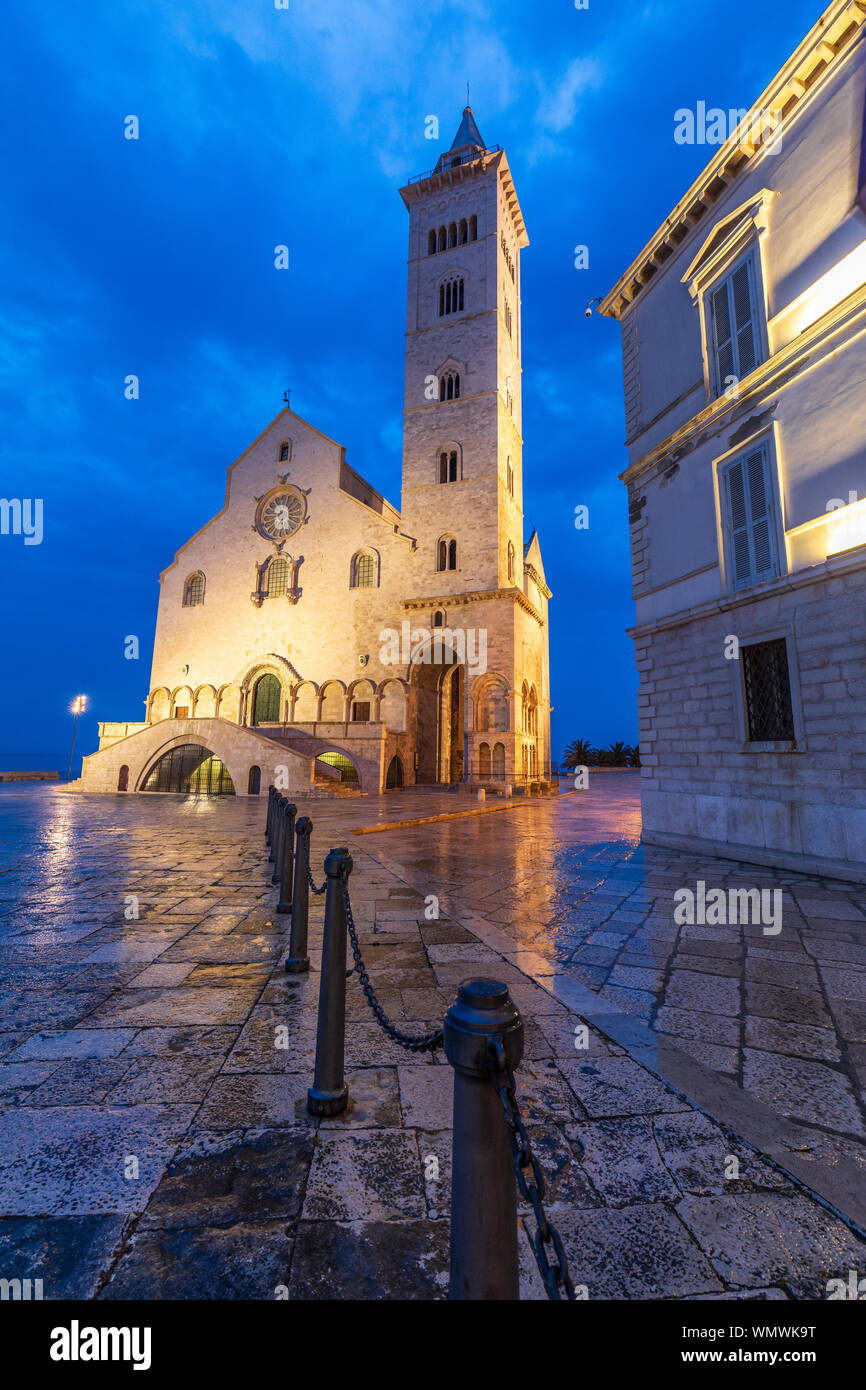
0;0;825;771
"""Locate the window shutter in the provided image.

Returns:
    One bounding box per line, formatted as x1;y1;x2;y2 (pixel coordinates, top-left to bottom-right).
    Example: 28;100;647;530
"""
724;444;775;588
711;284;734;394
731;259;758;377
726;459;752;584
746;446;773;577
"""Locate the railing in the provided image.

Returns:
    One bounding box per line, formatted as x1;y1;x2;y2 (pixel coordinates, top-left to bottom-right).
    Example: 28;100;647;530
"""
265;785;575;1300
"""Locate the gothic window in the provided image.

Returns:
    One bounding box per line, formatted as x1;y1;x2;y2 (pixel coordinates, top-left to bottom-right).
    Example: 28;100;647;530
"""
438;225;447;252
507;541;515;582
183;572;205;607
469;214;478;240
265;557;289;598
428;228;437;255
448;222;457;248
278;440;290;462
439;449;458;483
459;218;468;245
507;457;514;496
437;537;457;572
439;278;465;317
439;371;460;401
350;549;378;588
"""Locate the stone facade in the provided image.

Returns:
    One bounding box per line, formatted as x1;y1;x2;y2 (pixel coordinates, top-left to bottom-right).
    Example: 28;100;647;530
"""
77;109;551;798
601;0;866;880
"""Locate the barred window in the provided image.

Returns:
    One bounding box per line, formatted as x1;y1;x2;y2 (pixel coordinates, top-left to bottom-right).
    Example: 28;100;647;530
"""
742;639;795;742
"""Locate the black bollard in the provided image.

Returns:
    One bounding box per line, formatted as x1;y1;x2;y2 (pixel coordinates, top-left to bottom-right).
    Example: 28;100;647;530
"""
266;786;275;845
285;816;312;974
307;847;352;1117
271;795;287;884
444;979;524;1300
277;802;297;915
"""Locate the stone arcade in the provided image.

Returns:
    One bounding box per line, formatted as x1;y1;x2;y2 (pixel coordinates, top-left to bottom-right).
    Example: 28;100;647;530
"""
76;109;552;797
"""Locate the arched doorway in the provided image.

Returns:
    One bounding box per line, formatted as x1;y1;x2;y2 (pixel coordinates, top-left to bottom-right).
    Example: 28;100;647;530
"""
412;650;464;784
252;673;281;726
140;744;235;795
385;754;404;789
117;765;129;791
248;765;261;795
314;751;359;785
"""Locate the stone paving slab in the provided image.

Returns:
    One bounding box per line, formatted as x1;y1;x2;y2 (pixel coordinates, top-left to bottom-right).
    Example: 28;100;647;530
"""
1;782;865;1300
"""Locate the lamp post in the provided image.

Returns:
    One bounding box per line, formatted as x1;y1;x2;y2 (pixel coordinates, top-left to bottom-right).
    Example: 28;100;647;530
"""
67;695;86;782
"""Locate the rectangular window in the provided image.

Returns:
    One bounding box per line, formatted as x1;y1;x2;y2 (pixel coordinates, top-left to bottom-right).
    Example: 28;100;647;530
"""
351;702;370;722
741;639;795;742
708;252;762;397
721;442;777;589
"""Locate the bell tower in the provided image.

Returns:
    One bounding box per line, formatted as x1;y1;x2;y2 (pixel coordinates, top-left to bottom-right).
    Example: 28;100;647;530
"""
399;109;529;598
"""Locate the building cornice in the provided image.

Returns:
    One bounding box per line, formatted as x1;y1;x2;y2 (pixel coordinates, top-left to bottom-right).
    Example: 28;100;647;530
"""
629;541;866;640
402;586;546;625
600;0;866;319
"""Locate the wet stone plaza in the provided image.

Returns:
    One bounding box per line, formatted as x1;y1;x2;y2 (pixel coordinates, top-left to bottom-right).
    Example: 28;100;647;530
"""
0;775;864;1299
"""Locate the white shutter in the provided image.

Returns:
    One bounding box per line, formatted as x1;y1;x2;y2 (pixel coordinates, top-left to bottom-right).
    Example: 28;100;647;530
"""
711;283;734;395
731;258;758;377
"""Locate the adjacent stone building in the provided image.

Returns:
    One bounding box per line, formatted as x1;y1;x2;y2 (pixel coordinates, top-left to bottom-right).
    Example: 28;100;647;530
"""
77;110;551;797
601;0;866;880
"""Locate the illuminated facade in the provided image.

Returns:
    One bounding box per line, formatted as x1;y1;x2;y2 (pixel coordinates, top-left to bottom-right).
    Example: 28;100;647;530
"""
601;0;866;879
76;110;551;797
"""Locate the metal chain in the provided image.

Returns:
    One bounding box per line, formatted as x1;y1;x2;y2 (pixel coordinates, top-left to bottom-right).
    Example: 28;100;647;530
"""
302;835;327;895
488;1036;576;1301
340;870;444;1053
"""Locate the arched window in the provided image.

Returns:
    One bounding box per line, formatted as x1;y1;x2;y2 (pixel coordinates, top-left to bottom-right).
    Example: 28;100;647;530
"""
507;541;515;582
386;755;404;789
469;214;478;241
141;744;235;796
438;226;447;252
493;742;506;777
265;557;289;598
252;673;281;726
433;610;445;627
428;229;437;255
439;278;464;317
117;765;129;792
183;572;205;607
278;440;290;462
350;550;377;588
507;457;514;496
439;371;460;401
448;222;457;248
438;537;457;571
439;449;458;484
478;742;491;778
459;218;468;245
248;765;261;795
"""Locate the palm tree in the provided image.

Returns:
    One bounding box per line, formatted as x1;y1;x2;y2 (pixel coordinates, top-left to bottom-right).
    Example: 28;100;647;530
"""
627;744;641;768
562;738;593;770
607;741;630;767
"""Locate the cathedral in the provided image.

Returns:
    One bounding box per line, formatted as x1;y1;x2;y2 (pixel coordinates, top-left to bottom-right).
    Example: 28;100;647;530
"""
78;109;552;797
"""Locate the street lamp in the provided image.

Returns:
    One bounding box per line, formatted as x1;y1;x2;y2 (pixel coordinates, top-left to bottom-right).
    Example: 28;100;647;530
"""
67;695;87;782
